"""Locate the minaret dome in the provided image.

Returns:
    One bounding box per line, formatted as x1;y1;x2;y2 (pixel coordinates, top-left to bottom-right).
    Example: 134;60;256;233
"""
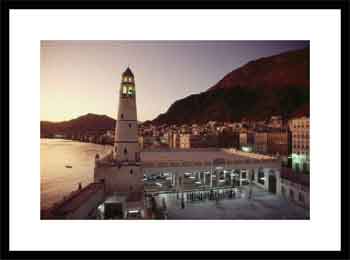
122;67;134;84
121;67;135;96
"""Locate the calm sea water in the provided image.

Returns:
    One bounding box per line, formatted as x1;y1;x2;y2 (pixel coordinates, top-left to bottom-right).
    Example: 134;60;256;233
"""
40;139;111;209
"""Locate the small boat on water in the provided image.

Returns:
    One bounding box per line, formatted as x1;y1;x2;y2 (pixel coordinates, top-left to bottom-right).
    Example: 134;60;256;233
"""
65;165;73;168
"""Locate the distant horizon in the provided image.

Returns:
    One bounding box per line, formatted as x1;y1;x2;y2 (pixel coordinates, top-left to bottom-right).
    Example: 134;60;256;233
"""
41;41;309;122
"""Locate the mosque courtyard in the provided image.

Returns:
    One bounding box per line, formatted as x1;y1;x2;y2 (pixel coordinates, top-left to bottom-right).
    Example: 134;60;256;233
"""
148;185;309;220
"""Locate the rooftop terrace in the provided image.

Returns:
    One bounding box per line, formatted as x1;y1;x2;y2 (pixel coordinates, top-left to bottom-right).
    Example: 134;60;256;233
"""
140;148;279;168
96;148;279;169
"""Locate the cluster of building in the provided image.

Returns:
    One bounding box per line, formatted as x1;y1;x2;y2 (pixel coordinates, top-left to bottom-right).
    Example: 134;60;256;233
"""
137;115;309;174
54;130;115;145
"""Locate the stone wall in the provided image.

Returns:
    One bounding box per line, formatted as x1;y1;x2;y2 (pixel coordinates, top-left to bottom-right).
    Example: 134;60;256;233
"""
66;186;105;219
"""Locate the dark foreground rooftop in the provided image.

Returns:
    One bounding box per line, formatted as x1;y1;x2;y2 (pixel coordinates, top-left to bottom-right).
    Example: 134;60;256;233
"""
42;182;104;219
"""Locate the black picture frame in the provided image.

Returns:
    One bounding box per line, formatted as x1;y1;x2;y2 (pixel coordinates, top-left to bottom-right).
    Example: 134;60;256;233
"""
1;0;349;259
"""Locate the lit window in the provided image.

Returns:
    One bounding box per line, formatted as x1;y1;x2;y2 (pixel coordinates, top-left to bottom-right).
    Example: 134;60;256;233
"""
123;86;127;94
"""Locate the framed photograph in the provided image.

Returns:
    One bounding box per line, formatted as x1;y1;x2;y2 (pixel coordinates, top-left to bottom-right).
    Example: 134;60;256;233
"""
2;0;349;259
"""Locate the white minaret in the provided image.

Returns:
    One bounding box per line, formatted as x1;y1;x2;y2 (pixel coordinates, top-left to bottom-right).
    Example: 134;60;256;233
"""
113;67;140;162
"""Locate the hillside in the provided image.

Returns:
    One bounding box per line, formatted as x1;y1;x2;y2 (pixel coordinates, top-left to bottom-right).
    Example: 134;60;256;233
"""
153;47;309;125
40;113;116;138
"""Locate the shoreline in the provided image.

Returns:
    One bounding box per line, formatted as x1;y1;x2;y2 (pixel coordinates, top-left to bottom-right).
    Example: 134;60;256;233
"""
40;137;114;146
40;138;111;210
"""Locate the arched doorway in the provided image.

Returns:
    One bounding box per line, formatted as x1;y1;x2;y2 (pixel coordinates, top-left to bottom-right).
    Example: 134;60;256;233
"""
268;174;277;194
251;169;255;182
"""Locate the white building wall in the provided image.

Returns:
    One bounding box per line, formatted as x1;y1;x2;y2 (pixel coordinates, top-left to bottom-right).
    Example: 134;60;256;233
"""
94;164;143;195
